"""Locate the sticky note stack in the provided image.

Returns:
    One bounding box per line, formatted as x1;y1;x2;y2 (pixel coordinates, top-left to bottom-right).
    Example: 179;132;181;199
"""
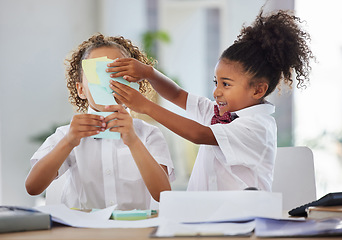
81;56;140;140
111;209;152;221
82;56;139;106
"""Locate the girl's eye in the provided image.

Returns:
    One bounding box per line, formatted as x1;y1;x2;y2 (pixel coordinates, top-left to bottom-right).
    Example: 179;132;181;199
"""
213;79;218;86
223;82;230;87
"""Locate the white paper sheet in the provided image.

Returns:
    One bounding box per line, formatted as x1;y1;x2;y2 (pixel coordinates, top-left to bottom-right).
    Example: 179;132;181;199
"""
159;191;282;223
154;218;255;237
35;204;160;228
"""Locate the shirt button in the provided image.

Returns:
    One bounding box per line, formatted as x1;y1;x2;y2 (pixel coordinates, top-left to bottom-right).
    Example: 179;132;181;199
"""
106;169;112;175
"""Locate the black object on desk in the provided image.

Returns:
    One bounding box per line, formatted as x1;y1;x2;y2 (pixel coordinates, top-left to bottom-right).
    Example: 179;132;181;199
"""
288;192;342;217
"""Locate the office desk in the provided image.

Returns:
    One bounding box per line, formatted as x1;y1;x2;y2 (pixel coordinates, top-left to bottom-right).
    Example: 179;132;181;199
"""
1;224;341;240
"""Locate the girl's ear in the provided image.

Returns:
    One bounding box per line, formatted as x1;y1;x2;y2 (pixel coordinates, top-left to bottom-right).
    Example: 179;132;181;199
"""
76;82;87;99
253;82;268;100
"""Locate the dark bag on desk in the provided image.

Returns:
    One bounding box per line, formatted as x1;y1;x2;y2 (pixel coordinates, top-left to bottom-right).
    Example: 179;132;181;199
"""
0;206;51;233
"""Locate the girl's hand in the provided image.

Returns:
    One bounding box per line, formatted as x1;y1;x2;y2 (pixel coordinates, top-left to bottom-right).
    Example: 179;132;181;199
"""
103;105;138;146
106;58;153;82
65;114;106;147
110;80;151;114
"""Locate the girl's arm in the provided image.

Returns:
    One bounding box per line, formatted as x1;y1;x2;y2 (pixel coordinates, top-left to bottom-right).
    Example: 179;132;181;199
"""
107;58;188;110
109;82;218;145
25;114;105;195
104;105;171;202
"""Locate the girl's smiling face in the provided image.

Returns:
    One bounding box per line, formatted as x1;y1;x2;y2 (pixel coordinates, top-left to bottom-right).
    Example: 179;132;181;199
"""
213;59;265;115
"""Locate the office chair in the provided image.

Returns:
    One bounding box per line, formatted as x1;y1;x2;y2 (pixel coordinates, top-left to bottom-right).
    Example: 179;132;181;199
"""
272;146;317;211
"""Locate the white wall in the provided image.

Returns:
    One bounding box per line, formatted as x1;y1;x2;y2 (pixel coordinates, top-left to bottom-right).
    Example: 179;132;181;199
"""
98;0;147;47
0;0;98;206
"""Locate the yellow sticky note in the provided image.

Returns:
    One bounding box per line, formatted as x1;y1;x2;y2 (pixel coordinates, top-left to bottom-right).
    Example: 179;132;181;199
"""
82;57;112;84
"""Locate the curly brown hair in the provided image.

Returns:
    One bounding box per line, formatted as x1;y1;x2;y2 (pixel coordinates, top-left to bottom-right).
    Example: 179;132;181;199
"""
65;33;156;113
221;10;315;97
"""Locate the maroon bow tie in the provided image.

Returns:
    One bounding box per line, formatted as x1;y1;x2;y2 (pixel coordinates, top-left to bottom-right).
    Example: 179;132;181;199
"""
211;105;237;125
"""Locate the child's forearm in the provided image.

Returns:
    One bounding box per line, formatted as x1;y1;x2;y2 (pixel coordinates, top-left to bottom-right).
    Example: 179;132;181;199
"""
25;137;74;195
147;67;188;110
144;101;218;145
127;137;171;202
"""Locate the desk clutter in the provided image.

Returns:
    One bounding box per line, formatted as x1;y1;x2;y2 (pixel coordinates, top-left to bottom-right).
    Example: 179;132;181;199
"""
1;191;342;237
288;192;342;217
154;191;342;237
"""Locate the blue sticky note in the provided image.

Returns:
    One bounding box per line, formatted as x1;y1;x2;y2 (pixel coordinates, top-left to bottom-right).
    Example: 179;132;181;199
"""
86;59;140;106
95;61;114;93
111;209;150;220
91;112;120;140
88;83;117;106
96;61;140;92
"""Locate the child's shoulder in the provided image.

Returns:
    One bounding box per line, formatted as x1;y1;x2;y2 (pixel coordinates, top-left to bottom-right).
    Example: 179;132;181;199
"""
49;124;70;138
56;124;70;132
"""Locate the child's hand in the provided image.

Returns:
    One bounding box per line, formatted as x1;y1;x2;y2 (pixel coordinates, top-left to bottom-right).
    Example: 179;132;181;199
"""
103;105;138;146
66;114;106;147
109;80;150;114
106;58;153;82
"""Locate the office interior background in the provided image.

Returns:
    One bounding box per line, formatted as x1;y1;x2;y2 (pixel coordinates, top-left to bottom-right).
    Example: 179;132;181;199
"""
0;0;341;207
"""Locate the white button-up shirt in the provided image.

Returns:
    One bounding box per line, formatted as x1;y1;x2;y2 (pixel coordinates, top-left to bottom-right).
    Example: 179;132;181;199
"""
186;93;277;191
30;117;175;210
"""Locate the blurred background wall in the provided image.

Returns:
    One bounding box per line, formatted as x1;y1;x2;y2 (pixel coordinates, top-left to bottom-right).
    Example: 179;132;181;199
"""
0;0;341;207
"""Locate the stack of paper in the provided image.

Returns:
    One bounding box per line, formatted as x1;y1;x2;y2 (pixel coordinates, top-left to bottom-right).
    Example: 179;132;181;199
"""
306;206;342;220
255;217;342;237
153;191;282;237
158;191;282;223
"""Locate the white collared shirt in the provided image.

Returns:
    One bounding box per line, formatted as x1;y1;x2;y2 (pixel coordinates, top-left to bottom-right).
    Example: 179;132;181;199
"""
30;114;175;210
186;93;277;191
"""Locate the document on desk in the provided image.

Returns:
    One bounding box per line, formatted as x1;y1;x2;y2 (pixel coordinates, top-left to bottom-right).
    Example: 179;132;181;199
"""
152;218;255;237
255;217;342;237
152;191;282;237
35;205;160;228
158;191;282;223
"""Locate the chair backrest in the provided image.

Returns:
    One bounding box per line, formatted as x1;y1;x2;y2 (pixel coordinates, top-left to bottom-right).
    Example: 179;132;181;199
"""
272;146;317;211
45;172;67;205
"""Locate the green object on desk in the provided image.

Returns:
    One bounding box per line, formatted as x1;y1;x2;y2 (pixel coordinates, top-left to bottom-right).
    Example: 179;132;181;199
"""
111;210;152;220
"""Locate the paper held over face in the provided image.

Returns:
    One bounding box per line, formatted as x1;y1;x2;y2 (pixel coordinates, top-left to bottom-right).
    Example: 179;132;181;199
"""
82;57;139;106
158;191;282;223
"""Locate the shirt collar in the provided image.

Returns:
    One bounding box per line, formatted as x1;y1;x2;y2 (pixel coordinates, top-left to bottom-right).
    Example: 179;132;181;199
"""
233;101;275;117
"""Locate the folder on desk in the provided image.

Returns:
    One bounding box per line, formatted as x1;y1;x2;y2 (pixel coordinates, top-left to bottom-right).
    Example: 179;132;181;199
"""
255;217;342;237
0;206;51;233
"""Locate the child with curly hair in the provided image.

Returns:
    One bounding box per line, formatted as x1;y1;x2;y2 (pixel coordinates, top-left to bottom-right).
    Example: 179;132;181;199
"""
25;34;174;210
106;10;314;191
